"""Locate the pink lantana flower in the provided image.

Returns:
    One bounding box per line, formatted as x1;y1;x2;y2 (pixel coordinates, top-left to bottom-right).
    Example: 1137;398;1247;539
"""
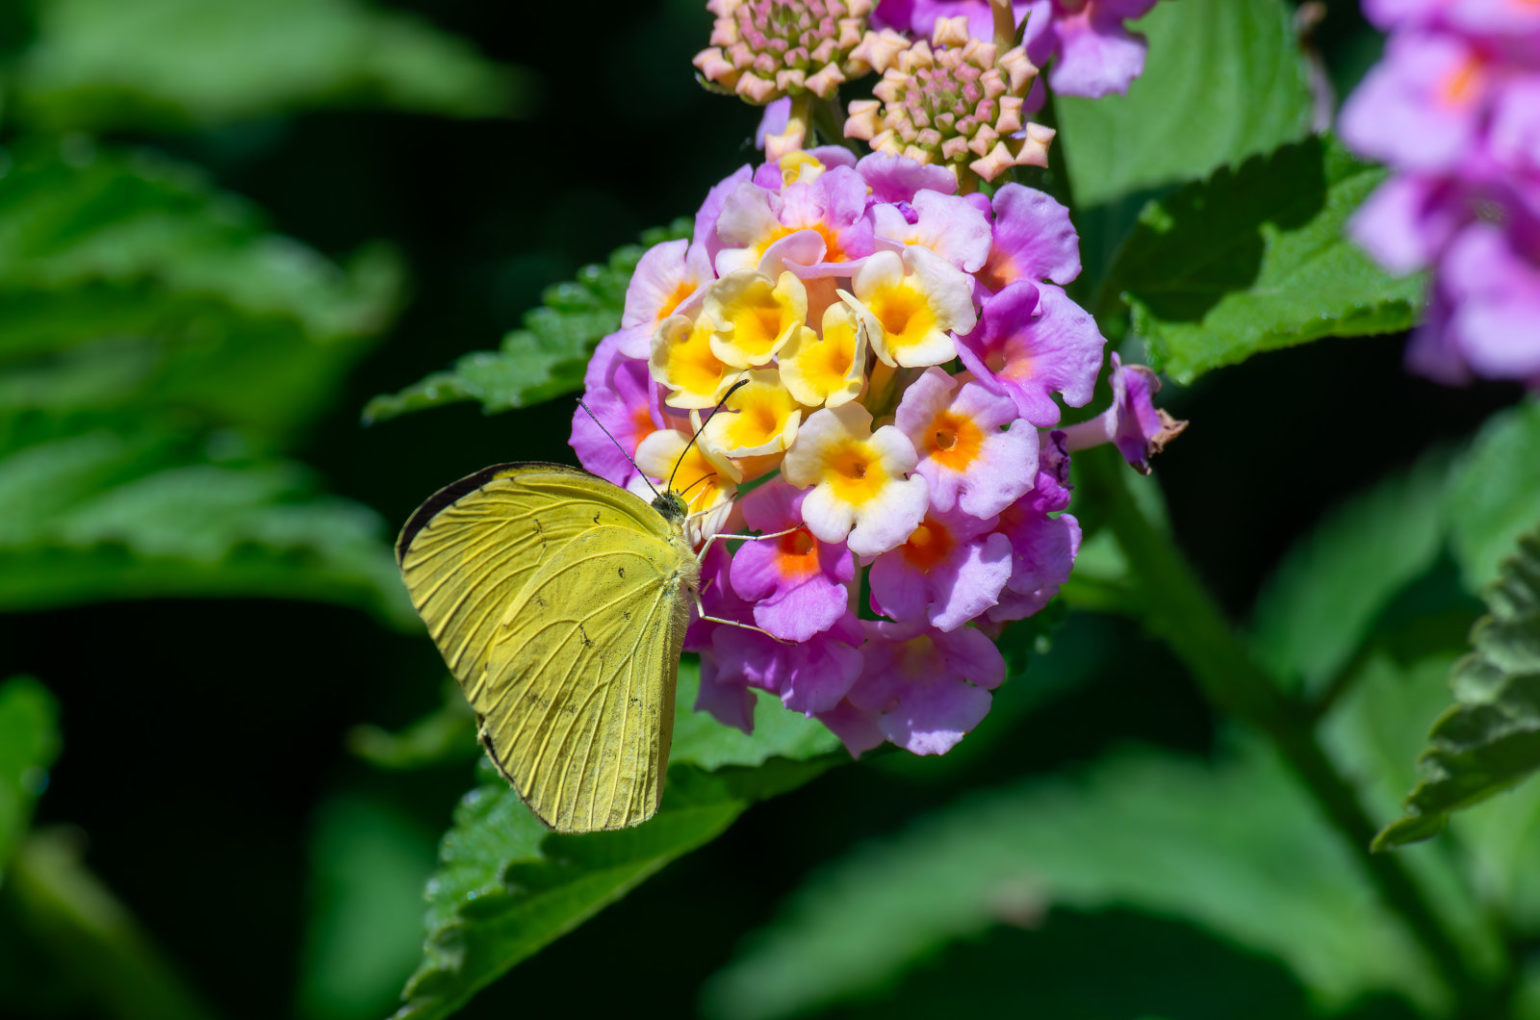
974;183;1083;298
845;620;1006;754
870;190;993;272
1061;353;1188;473
868;507;1014;630
1021;0;1162;99
956;280;1105;426
896;366;1037;517
730;480;857;641
715;161;876;276
782;401;930;556
710;611;867;714
617;239;715;359
570;333;663;487
987;500;1081;623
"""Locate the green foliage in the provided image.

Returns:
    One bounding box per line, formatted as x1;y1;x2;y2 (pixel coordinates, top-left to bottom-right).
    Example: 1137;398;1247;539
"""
0;413;413;622
810;911;1388;1020
364;221;693;423
1251;453;1452;695
0;677;59;879
1447;400;1540;590
0;142;401;438
392;663;841;1020
1055;0;1313;209
3;831;216;1020
0;141;415;621
7;0;530;131
702;740;1442;1020
1109;135;1425;383
350;683;479;771
299;794;440;1020
1377;529;1540;850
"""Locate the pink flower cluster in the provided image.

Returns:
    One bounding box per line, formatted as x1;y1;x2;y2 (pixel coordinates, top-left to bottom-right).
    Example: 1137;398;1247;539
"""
1341;0;1540;385
571;149;1166;756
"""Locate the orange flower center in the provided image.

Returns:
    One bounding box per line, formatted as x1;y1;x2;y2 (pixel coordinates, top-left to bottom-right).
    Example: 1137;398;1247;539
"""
774;527;820;581
901;518;953;570
925;410;983;471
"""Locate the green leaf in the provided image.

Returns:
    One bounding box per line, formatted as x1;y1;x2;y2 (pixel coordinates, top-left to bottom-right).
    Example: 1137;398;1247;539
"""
1109;135;1426;383
0;677;60;879
298;794;440;1020
1056;0;1314;209
703;742;1445;1020
1376;528;1540;850
364;221;692;423
349;683;479;772
0;414;414;623
10;0;530;131
392;662;842;1020
1447;399;1540;591
1251;452;1451;694
0;142;402;438
4;830;216;1020
803;911;1347;1020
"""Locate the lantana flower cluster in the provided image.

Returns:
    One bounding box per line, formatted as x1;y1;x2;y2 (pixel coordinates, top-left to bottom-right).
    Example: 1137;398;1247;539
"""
571;148;1171;757
1341;0;1540;385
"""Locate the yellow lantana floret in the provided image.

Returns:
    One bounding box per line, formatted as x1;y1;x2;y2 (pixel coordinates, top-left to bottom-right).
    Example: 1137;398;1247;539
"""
700;367;803;459
650;313;745;410
782;402;929;557
705;269;809;368
779;295;873;408
852;248;977;368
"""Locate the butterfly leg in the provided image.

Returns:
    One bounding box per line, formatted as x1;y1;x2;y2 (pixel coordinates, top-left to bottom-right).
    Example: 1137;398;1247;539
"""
692;597;793;644
693;525;801;562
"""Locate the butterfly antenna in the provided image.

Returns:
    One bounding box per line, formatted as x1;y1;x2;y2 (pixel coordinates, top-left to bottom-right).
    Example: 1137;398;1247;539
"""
668;378;749;494
676;471;716;500
576;398;662;501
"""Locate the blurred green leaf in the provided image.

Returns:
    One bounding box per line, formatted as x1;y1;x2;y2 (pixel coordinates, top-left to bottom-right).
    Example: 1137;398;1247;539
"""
1056;0;1313;209
299;793;440;1020
9;0;530;131
703;741;1444;1020
393;662;842;1020
1377;528;1540;850
0;413;413;623
5;830;215;1020
0;141;401;438
1110;136;1424;384
813;911;1382;1020
365;220;692;423
1447;399;1540;591
0;676;59;879
350;682;479;771
1251;452;1451;695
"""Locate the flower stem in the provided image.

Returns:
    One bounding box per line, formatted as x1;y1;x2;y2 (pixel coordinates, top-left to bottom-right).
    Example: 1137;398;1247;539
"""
1077;446;1500;1010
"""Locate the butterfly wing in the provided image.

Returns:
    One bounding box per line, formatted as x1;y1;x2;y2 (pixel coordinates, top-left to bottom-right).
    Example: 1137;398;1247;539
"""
397;463;696;833
476;524;694;831
396;462;677;690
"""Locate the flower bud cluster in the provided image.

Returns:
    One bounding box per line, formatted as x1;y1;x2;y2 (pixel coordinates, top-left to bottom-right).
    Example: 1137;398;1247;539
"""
1342;0;1540;385
846;18;1054;181
572;150;1175;755
695;0;877;104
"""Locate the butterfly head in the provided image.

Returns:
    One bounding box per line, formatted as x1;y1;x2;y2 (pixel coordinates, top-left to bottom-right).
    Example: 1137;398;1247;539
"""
651;489;690;523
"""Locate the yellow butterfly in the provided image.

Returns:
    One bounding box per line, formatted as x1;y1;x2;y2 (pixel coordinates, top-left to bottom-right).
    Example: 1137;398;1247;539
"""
397;462;701;833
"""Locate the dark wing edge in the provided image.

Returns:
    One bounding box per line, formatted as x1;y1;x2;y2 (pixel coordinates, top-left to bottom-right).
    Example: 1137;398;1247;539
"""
395;460;598;562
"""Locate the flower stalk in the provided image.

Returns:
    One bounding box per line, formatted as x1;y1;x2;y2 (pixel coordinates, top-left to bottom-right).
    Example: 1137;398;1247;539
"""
1078;445;1503;1010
